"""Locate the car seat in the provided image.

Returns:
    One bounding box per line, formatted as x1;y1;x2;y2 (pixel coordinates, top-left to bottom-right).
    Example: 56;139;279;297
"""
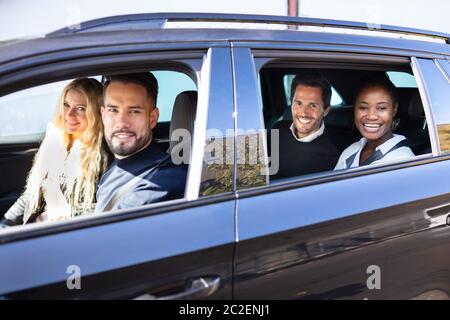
168;90;198;162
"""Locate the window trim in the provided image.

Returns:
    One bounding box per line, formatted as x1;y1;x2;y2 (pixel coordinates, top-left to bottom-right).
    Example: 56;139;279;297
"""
0;192;236;244
237;153;439;200
411;57;440;156
253;50;412;65
435;59;450;84
248;50;438;193
236;41;447;60
0;51;204;97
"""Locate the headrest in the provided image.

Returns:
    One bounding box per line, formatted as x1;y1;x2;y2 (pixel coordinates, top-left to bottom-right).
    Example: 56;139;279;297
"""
408;91;425;120
396;89;412;118
324;105;354;130
169;90;197;157
283;105;293;120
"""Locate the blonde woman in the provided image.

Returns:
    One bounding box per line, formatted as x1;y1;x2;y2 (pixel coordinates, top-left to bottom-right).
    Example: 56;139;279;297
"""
1;78;109;226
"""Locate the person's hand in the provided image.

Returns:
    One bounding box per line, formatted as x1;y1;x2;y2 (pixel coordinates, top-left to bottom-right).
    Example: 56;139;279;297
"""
46;210;71;222
41;178;71;221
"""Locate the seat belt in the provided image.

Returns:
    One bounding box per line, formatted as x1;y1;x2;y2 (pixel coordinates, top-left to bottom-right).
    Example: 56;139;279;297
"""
103;154;171;212
346;139;409;169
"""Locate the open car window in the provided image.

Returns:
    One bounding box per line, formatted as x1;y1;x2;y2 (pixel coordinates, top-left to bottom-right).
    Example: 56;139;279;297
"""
0;67;199;232
258;62;432;185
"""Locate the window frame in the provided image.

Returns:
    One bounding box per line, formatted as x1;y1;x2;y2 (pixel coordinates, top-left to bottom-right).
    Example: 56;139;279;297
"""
0;47;225;242
413;58;450;155
234;48;441;195
0;79;74;144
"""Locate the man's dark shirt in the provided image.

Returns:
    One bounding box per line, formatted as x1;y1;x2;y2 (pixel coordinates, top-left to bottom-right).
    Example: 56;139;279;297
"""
95;141;187;213
272;121;340;179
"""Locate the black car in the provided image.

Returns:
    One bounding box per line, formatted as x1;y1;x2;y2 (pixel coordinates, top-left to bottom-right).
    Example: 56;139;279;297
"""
0;13;450;299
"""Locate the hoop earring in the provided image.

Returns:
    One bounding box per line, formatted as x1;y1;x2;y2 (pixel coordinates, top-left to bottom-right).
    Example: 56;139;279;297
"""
391;118;400;131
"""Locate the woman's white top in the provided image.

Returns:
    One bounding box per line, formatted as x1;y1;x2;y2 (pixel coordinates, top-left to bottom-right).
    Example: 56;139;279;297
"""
28;123;83;222
334;134;415;170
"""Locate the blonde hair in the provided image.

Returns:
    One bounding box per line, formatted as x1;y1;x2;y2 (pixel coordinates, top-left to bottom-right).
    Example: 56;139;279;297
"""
51;78;109;212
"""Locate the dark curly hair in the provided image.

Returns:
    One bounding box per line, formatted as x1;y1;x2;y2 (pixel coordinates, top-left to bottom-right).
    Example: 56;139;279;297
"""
355;73;398;105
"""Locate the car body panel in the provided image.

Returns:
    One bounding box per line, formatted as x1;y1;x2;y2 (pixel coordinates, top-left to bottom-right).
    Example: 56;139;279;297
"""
0;43;236;299
234;157;450;299
0;200;235;299
232;46;450;299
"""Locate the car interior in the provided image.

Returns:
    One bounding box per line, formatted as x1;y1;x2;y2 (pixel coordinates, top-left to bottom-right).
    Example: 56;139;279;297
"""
261;64;432;182
155;90;197;158
0;143;34;217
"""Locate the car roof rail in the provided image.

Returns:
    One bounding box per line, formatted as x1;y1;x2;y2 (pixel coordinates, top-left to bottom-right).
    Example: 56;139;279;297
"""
46;12;450;44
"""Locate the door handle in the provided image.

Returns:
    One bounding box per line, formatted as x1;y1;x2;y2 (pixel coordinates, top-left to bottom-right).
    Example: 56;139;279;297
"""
425;204;450;227
134;276;221;300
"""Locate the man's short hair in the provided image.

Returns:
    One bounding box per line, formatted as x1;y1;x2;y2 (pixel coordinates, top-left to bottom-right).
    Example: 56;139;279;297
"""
103;72;159;105
290;72;332;108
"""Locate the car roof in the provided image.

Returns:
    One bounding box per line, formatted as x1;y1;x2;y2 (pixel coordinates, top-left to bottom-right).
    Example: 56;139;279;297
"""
46;13;450;41
0;13;449;67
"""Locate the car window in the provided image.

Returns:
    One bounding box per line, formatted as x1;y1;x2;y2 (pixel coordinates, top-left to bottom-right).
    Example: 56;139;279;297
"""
0;72;196;144
439;59;450;79
387;71;418;88
153;71;197;122
0;80;71;144
0;66;199;232
413;58;450;154
257;62;431;186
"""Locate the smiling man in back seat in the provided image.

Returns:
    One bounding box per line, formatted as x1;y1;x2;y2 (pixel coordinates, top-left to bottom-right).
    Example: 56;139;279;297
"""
273;72;340;179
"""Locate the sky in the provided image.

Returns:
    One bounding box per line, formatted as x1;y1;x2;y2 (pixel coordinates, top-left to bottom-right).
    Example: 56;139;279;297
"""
0;0;449;41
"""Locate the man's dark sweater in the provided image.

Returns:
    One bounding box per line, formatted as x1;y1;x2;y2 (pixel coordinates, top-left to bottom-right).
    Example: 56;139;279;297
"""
95;141;187;213
272;121;340;179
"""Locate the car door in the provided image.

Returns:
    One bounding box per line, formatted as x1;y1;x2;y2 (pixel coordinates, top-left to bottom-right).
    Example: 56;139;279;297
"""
232;45;450;299
0;143;36;214
0;36;236;299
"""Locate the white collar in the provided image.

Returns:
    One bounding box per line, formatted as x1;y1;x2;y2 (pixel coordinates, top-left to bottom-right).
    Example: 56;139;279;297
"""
357;134;406;154
289;121;325;142
350;134;406;168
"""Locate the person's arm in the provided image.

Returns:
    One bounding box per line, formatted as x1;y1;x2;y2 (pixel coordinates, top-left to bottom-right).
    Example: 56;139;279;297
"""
334;142;359;170
334;156;345;170
0;193;29;227
1;123;60;227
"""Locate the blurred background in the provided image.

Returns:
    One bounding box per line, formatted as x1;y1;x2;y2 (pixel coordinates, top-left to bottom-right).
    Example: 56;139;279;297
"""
0;0;449;41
